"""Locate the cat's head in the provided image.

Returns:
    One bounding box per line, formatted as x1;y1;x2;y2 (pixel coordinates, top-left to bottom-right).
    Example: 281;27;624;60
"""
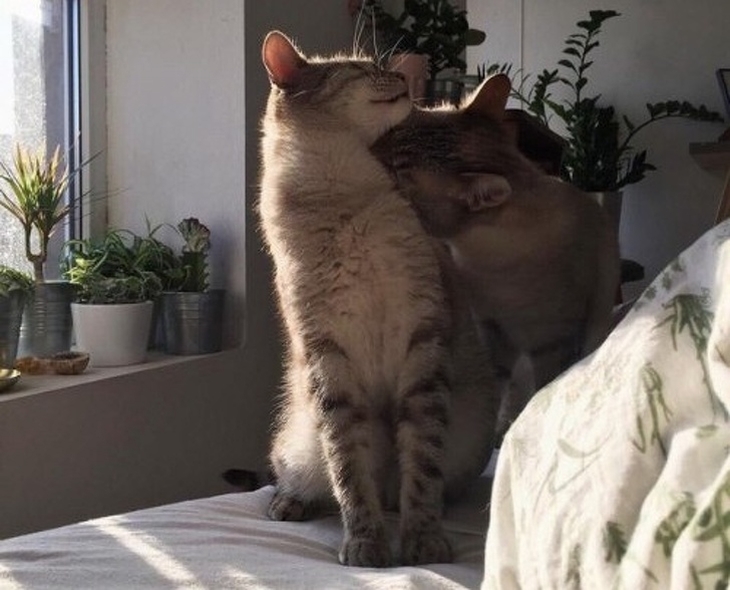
371;73;531;177
261;31;412;144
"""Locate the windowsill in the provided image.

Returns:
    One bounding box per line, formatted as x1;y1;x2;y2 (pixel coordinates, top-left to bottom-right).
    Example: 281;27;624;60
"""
0;350;233;402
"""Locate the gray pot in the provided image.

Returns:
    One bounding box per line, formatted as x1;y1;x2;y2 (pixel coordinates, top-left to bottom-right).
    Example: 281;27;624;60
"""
0;290;27;369
18;281;75;358
160;289;225;355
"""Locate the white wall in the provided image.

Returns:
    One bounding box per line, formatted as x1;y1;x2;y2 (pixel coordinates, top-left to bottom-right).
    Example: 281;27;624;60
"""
0;0;355;539
468;1;728;296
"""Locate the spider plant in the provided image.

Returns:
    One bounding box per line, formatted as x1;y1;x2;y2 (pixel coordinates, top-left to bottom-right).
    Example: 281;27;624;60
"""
63;228;164;305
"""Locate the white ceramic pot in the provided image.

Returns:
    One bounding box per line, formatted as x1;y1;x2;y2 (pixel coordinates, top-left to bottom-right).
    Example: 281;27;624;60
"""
71;301;153;367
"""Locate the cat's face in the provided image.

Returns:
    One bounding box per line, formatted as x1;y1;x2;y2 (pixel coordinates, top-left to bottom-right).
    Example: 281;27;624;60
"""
262;31;411;144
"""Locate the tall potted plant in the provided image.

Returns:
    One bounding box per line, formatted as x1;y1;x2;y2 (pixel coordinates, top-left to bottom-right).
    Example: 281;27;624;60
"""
489;10;723;230
0;266;33;370
159;218;225;355
63;229;163;367
0;143;89;357
355;0;485;104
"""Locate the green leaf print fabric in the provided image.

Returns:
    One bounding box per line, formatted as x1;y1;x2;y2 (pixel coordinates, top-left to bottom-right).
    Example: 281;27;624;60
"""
483;220;730;589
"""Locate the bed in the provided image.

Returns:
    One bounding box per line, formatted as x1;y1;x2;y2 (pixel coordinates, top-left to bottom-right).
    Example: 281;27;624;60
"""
484;218;730;589
0;475;490;589
1;221;728;590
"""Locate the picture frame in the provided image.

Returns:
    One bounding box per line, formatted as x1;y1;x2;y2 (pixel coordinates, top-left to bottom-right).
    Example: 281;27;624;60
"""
717;68;730;118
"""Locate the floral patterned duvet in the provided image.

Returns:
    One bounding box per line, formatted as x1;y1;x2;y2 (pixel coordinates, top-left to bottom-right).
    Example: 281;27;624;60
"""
483;220;730;589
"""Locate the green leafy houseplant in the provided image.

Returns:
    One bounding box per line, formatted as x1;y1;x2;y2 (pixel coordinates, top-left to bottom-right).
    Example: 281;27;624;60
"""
0;144;89;283
359;0;485;78
0;266;33;298
63;229;164;304
492;10;724;191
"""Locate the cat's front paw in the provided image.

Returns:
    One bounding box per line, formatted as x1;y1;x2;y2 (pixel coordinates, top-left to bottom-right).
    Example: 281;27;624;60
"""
338;535;392;568
267;490;311;521
401;527;453;565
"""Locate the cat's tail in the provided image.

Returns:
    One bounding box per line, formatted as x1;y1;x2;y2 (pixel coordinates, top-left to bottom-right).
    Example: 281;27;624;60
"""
221;468;274;491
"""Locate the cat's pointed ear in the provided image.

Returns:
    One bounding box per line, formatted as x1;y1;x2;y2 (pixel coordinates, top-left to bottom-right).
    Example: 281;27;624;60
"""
463;173;512;210
262;31;307;89
463;74;511;120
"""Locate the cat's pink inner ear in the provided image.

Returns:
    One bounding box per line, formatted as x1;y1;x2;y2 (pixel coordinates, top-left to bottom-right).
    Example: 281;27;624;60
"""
468;173;512;209
465;74;511;120
262;31;306;88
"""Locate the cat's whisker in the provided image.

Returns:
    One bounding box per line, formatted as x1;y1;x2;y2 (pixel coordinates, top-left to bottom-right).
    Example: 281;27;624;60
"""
352;4;365;56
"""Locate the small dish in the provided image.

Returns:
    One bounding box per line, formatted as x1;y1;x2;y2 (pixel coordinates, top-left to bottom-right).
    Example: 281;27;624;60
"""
50;351;90;375
0;369;21;393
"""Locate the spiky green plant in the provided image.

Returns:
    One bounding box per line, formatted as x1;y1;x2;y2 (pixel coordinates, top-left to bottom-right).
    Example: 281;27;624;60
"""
0;144;86;283
63;229;164;304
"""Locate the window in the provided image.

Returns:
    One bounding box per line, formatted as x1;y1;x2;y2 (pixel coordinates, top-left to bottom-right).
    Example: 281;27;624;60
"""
0;0;80;279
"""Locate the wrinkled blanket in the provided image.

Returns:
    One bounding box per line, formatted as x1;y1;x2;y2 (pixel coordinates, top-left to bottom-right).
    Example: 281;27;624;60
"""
484;220;730;589
0;483;488;589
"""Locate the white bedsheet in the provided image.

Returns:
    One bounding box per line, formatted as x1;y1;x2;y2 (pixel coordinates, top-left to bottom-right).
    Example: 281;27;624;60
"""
0;481;489;589
483;220;730;589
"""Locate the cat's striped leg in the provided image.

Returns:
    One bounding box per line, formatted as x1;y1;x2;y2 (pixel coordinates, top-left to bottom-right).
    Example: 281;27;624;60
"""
395;332;453;565
311;345;392;568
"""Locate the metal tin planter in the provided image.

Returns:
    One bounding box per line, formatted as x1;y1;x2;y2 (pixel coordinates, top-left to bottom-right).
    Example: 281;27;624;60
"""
0;290;27;369
18;281;74;358
160;289;225;355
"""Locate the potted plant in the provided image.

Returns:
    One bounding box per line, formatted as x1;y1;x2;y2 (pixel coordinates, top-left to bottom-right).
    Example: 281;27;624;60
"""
0;143;89;357
63;228;163;367
159;217;225;355
0;266;33;370
487;10;723;229
355;0;485;104
135;220;184;349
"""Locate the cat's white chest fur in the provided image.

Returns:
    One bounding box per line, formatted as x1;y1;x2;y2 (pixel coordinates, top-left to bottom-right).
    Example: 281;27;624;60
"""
314;195;440;389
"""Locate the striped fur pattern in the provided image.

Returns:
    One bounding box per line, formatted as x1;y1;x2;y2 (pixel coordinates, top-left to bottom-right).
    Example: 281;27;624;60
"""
258;32;497;568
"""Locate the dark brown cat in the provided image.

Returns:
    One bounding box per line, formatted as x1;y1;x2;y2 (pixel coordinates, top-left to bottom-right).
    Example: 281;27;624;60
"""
372;74;620;434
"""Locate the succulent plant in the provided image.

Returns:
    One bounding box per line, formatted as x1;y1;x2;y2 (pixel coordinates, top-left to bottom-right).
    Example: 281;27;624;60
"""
176;217;211;292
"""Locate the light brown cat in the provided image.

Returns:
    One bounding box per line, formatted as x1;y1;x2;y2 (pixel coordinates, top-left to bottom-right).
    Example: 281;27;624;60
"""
258;31;498;568
372;74;621;434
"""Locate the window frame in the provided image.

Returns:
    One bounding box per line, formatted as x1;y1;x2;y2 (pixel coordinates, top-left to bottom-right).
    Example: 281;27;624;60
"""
77;0;107;241
0;0;106;276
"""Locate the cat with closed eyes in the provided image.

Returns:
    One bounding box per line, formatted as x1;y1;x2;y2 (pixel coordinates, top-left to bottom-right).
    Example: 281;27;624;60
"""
258;31;499;568
372;73;621;435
